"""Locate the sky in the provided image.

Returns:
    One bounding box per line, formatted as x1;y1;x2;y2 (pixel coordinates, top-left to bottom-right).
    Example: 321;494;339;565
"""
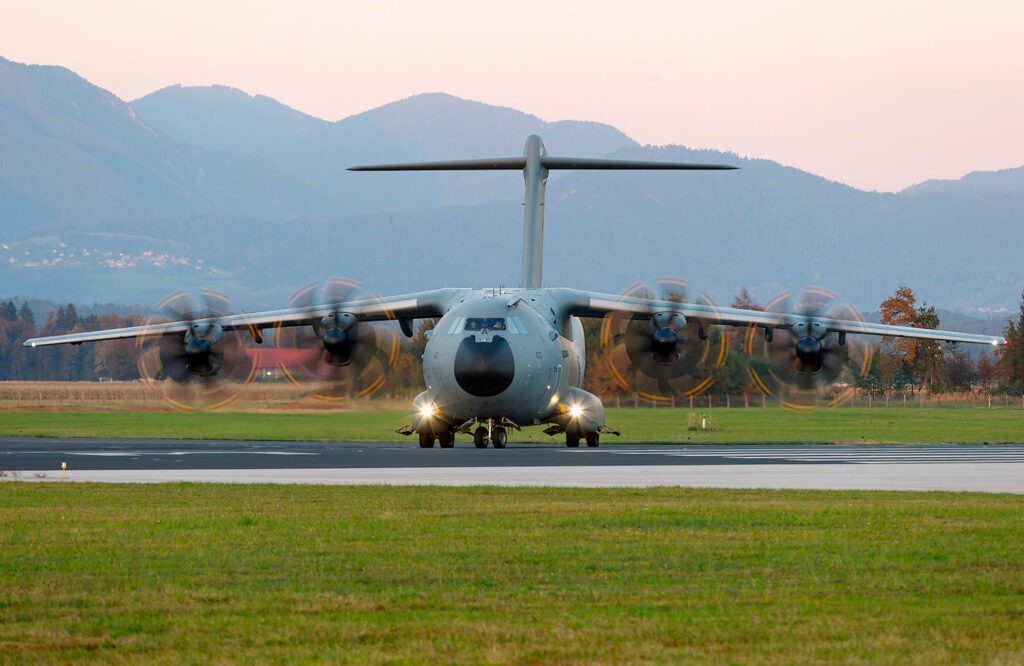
3;0;1022;192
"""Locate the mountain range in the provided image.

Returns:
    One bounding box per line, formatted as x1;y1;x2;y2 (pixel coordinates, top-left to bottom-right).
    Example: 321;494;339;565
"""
1;55;1021;318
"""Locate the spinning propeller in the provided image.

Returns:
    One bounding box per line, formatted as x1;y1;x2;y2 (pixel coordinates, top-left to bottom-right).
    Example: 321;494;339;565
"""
599;277;727;404
271;278;400;401
136;290;258;411
743;287;873;410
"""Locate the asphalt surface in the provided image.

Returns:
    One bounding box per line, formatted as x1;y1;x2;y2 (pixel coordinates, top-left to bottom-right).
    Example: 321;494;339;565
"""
4;438;1024;471
3;439;1024;492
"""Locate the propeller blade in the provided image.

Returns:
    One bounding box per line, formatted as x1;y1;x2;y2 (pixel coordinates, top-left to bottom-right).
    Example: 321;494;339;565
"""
273;277;400;402
599;278;725;403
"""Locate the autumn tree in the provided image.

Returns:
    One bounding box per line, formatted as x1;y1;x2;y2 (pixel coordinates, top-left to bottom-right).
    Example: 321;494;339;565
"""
940;345;977;392
387;318;436;397
912;303;942;387
995;290;1024;385
92;314;142;380
878;286;941;391
977;356;998;390
730;287;762;311
581;316;621;399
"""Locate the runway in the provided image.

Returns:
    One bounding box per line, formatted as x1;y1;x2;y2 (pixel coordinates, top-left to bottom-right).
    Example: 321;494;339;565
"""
4;438;1024;492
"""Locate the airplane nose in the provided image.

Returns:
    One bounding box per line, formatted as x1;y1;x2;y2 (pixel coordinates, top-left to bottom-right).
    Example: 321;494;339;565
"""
454;335;515;397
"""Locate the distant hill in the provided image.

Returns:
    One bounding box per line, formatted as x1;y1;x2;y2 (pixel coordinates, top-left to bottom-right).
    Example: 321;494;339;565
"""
131;87;637;212
0;57;334;231
1;56;1022;316
903;164;1024;196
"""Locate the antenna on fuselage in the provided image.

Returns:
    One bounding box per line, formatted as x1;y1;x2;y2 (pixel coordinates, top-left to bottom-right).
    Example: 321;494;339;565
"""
348;136;736;289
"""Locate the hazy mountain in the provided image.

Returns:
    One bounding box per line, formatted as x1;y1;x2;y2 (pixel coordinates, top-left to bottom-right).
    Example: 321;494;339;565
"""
1;56;1022;316
131;87;637;212
903;164;1024;196
0;56;334;232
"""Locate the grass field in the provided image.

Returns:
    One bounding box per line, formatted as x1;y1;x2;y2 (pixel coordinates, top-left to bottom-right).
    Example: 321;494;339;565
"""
1;484;1021;663
1;407;1022;444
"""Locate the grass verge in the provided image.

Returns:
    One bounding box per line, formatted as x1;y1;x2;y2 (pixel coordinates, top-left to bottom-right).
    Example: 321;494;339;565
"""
1;484;1022;663
0;407;1022;444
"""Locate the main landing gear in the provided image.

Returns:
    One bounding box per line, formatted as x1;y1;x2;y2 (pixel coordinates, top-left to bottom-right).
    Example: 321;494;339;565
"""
565;432;600;448
419;431;455;448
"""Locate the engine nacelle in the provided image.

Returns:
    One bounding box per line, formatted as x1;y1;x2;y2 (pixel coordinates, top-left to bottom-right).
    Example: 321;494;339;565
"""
181;322;223;377
550;387;605;436
410;390;453;436
647;311;687;364
319;312;358;366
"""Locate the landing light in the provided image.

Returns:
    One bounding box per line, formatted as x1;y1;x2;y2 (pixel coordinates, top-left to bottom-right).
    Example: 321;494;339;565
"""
569;404;583;418
419;404;434;419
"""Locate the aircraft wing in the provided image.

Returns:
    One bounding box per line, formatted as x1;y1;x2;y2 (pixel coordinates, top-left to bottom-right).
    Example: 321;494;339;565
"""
23;289;462;348
554;288;1008;347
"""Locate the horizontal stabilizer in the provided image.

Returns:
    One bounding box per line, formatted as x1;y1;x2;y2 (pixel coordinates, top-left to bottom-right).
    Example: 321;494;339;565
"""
349;157;527;171
349;156;736;171
541;157;736;170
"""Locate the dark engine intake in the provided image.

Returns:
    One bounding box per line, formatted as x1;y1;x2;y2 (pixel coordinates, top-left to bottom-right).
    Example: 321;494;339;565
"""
454;335;515;397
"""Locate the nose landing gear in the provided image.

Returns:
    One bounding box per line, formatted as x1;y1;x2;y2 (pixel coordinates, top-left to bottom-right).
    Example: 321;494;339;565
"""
473;419;509;448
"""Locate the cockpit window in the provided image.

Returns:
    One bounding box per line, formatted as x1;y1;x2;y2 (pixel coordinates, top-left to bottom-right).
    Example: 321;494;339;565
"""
465;317;506;331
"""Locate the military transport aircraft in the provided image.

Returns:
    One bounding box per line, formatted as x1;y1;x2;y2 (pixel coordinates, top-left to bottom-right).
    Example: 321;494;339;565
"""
24;136;1007;448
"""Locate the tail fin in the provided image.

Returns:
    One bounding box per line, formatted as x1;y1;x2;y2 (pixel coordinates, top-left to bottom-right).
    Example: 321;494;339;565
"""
349;135;736;289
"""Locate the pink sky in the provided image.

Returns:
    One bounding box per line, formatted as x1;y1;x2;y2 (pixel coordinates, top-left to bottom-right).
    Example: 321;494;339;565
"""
3;0;1022;192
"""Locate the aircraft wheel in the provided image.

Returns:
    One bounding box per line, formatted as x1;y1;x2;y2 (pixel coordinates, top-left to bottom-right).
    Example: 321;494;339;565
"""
566;433;580;448
474;426;488;448
418;432;436;448
585;432;600;448
438;431;455;448
492;427;508;449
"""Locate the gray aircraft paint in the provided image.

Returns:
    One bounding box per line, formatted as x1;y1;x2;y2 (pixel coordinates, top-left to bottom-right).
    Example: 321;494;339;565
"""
521;135;548;288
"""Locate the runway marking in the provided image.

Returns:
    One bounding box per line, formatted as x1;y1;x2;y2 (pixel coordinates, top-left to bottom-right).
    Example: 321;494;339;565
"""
21;451;318;457
591;445;1024;464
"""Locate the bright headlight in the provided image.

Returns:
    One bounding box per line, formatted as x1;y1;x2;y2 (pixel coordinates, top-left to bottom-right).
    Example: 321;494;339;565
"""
569;404;583;418
419;404;434;418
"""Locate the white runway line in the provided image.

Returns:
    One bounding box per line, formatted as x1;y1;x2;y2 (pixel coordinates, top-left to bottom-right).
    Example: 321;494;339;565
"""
8;463;1024;493
598;447;1024;464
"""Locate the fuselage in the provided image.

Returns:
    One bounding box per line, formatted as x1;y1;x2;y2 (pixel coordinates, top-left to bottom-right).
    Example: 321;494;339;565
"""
421;288;585;425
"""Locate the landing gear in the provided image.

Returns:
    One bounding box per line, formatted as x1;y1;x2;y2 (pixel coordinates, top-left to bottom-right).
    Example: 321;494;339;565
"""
492;427;508;449
474;426;488;448
418;432;435;448
566;432;580;448
438;431;455;448
585;432;600;447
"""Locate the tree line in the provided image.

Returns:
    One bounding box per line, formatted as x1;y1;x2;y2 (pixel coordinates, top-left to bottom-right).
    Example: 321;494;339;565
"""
1;289;1023;398
0;302;141;381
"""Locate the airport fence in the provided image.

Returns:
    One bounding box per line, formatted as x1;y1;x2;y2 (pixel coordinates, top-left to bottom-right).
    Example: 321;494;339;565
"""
1;381;1022;410
599;391;1024;410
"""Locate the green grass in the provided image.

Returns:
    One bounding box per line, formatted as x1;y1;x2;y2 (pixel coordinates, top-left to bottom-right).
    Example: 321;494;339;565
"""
1;484;1022;663
1;407;1022;444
